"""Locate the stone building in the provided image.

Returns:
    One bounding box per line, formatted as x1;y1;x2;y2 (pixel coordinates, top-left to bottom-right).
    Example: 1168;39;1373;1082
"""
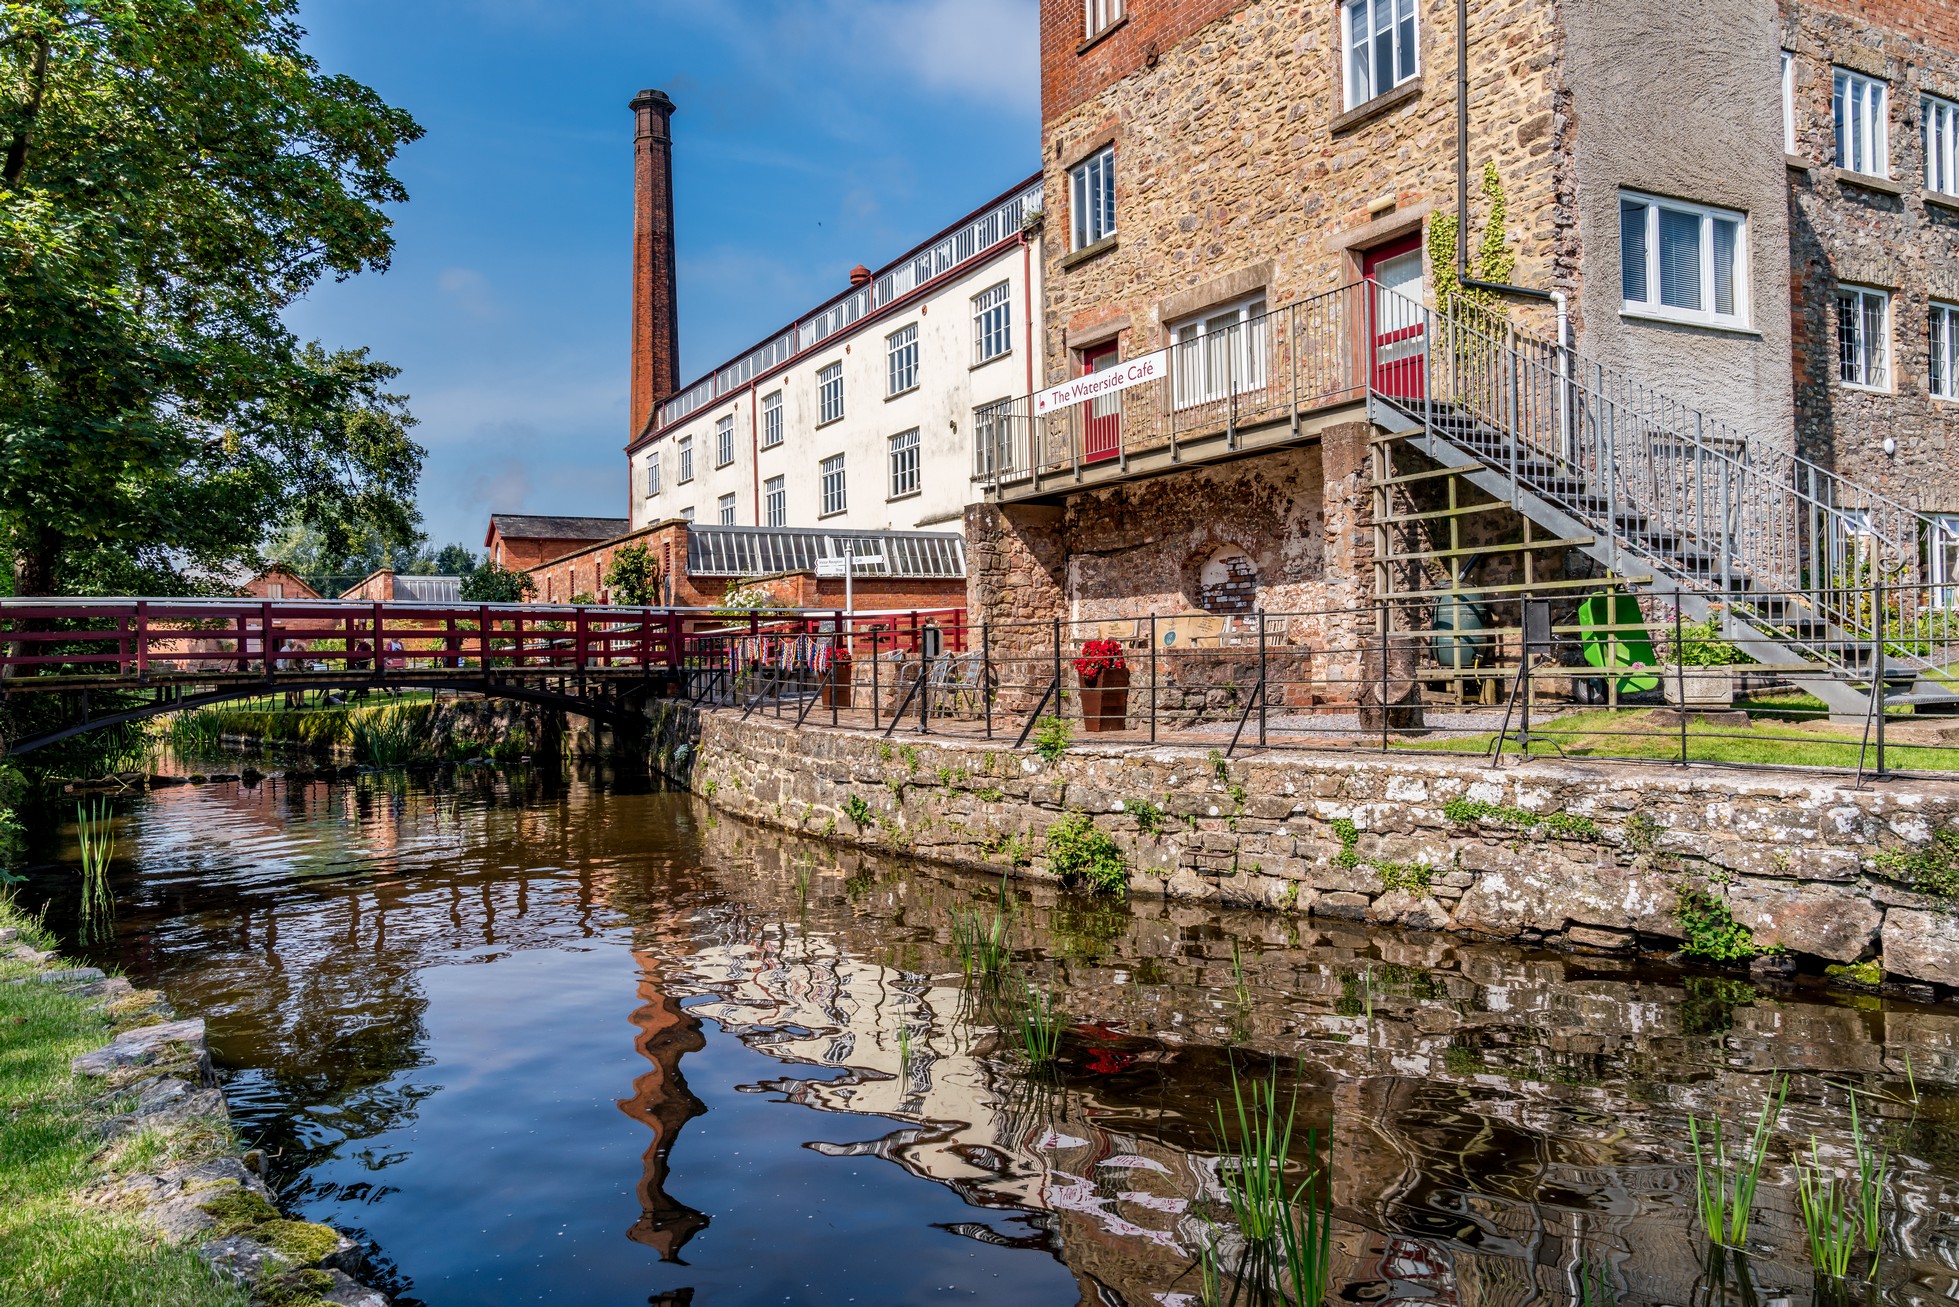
483;514;630;575
965;0;1959;712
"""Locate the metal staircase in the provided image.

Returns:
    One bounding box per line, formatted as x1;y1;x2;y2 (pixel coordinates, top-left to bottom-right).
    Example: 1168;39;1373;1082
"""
1363;285;1959;717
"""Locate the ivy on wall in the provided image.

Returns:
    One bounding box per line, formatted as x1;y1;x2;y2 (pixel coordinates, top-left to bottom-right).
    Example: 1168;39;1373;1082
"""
1426;161;1516;322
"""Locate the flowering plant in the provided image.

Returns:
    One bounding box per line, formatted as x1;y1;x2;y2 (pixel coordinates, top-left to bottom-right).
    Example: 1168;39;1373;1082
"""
1073;638;1128;682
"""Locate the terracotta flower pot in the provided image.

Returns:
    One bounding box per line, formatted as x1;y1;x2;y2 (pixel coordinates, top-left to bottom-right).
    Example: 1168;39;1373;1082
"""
1078;666;1130;732
821;656;855;709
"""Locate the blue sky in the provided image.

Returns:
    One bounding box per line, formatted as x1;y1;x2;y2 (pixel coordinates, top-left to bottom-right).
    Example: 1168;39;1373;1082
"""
287;0;1040;552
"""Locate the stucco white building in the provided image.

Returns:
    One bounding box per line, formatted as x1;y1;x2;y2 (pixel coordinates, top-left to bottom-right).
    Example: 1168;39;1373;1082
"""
628;176;1043;536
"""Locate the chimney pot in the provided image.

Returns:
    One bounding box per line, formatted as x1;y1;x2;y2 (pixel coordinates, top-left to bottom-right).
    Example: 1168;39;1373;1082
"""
848;264;874;288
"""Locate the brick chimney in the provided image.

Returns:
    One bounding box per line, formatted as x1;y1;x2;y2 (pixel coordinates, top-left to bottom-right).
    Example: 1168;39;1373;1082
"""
629;88;679;439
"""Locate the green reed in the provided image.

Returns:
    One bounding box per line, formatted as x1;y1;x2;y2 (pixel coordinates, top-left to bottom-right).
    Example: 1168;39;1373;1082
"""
1797;1139;1861;1279
1849;1094;1887;1252
1015;984;1065;1066
168;708;229;753
952;875;1015;985
75;800;116;942
1688;1074;1788;1248
1201;1065;1330;1307
1573;1255;1613;1307
1232;943;1253;1011
896;1019;913;1070
349;706;420;767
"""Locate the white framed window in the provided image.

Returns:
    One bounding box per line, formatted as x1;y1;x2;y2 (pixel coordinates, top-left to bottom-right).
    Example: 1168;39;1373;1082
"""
1931;301;1959;400
764;475;786;527
973;281;1012;364
972;398;1017;478
1933;516;1959;608
715;414;735;468
1837;286;1891;390
1070;145;1116;251
678;434;694;483
888;429;921;499
644;453;662;497
1782;52;1798;154
1925;93;1959;196
1618;192;1749;329
820;453;846;516
717;492;737;525
1170;296;1268;407
817;362;844;425
1343;0;1418;111
886;324;919;396
1834;69;1889;177
761;391;783;448
1085;0;1122;39
680;506;695;522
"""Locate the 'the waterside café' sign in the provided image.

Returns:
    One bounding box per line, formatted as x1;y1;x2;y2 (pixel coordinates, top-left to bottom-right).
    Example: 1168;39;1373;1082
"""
1032;349;1168;415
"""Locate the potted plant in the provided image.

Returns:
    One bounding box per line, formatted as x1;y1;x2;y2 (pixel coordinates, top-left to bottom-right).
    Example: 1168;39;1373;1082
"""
1664;614;1741;709
1074;638;1130;732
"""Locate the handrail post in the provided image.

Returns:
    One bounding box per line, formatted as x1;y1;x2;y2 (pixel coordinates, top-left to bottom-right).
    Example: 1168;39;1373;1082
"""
479;605;491;673
1257;611;1268;748
1873;576;1887;778
1148;614;1158;745
373;601;385;682
135;600;149;680
1052;617;1063;726
262;601;275;682
981;622;993;739
1674;594;1688;766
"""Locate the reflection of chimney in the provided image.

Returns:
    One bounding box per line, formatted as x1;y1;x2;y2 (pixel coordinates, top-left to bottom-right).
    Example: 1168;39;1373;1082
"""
630;88;680;439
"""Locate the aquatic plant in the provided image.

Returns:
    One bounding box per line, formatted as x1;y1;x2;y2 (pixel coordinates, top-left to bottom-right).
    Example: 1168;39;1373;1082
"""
1849;1095;1888;1252
75;800;116;942
1044;812;1128;896
167;709;229;754
1573;1255;1614;1306
1796;1139;1860;1278
1203;1066;1331;1307
1688;1074;1787;1248
1015;985;1065;1067
1231;943;1253;1013
348;705;420;767
951;876;1015;985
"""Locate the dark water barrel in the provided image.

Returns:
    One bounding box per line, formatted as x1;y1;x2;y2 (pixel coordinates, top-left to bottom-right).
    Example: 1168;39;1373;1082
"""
1430;595;1494;671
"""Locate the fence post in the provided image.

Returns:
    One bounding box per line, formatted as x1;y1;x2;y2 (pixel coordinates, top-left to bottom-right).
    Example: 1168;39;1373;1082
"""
1378;605;1390;754
133;600;149;680
480;605;491;673
373;601;386;681
871;628;881;730
262;601;275;682
1873;577;1887;778
1257;611;1268;748
1053;617;1063;725
981;622;993;740
1148;614;1158;745
1674;593;1688;766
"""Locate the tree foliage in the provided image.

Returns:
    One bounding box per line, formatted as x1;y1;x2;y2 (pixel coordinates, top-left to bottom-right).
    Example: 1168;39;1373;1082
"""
604;543;661;606
267;520;477;596
0;0;426;594
458;561;535;604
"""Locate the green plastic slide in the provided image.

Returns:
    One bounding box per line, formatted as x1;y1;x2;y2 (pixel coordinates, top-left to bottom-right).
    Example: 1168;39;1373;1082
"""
1577;592;1661;694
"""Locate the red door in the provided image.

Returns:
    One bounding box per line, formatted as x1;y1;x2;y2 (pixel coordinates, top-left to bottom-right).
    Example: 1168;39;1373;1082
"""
1364;235;1426;401
1081;342;1122;463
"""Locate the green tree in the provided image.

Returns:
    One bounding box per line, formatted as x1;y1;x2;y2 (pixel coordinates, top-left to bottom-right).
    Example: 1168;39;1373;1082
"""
0;0;426;595
458;561;535;604
604;543;661;606
433;543;478;575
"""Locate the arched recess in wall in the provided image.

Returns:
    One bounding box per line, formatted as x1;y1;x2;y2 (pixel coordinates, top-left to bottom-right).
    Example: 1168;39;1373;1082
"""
1188;543;1260;614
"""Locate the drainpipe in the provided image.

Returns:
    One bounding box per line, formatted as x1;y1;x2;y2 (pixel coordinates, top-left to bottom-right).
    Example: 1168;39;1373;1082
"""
1021;229;1035;399
1455;0;1551;306
1551;288;1572;459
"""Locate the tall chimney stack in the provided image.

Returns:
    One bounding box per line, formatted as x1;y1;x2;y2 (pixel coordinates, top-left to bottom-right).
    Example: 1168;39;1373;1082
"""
629;88;679;439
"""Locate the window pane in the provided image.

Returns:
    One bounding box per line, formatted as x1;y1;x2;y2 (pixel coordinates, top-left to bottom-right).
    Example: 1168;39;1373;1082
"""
1837;293;1861;383
1864;294;1888;386
1932;308;1949;398
1711;218;1738;318
1395;0;1416;82
1347;0;1370;103
1834;71;1850;168
1372;0;1393;98
1658;208;1702;311
1620;200;1648;303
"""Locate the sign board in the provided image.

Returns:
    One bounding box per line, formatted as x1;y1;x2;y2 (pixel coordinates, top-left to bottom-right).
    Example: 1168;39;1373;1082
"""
1033;349;1170;415
920;628;944;659
815;558;850;577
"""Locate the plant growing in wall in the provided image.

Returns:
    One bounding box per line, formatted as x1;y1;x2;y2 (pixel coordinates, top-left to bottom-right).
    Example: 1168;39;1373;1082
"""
1426;161;1516;325
1044;812;1129;896
604;544;662;606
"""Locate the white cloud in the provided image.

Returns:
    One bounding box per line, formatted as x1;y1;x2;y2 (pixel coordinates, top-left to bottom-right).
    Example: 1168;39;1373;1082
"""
436;267;501;321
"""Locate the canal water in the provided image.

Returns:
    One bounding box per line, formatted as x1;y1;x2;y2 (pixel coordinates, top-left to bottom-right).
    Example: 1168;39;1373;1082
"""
24;767;1959;1306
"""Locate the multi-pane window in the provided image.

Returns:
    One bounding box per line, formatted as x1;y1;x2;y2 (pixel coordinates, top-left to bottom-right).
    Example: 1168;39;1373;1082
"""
886;324;919;396
1925;94;1959;196
1171;297;1268;406
1782;52;1797;154
973;282;1012;364
1834;69;1888;177
764;475;786;527
715;414;735;467
1934;516;1959;608
1085;0;1122;39
644;453;662;497
888;429;921;499
717;493;737;525
817;362;844;424
761;391;783;448
972;398;1017;478
1618;192;1748;329
1343;0;1418;110
1930;302;1959;400
820;453;847;516
680;506;695;522
678;435;694;482
1070;145;1116;251
1837;286;1891;390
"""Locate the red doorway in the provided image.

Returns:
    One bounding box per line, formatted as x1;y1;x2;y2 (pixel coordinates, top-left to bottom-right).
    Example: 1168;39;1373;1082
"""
1364;234;1426;401
1081;342;1121;463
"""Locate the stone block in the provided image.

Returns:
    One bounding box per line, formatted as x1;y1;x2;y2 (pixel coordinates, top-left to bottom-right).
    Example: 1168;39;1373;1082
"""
1726;880;1882;964
1314;891;1371;921
1881;907;1959;988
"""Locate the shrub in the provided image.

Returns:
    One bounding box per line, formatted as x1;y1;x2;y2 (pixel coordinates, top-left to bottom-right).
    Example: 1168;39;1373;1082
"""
1044;812;1128;895
842;794;874;830
459;560;536;603
604;543;662;606
1031;715;1071;764
1677;886;1759;963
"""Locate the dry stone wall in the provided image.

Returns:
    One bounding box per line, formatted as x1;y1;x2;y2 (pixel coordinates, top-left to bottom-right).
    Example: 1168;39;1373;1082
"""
648;704;1959;991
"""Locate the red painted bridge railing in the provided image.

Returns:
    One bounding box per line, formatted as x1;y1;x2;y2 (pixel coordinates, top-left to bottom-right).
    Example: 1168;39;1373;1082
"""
0;599;966;685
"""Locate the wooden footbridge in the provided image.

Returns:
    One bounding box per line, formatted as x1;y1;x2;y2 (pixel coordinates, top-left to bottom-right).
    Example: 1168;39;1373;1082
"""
0;598;958;756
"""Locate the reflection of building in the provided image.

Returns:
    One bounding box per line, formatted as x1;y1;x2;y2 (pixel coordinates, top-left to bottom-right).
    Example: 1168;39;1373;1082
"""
616;946;709;1260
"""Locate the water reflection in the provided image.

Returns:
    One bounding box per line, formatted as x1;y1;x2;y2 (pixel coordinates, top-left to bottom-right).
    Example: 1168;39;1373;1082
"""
22;769;1959;1306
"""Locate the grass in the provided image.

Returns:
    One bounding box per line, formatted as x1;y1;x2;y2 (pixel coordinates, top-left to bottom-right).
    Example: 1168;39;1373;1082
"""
74;802;115;944
951;876;1016;986
1688;1075;1788;1248
0;898;251;1307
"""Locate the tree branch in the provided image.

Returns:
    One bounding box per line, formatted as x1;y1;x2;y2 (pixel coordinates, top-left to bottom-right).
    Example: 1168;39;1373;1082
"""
2;32;51;188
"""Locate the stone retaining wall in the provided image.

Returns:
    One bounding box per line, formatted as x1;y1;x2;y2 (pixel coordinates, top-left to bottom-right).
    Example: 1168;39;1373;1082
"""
648;704;1959;990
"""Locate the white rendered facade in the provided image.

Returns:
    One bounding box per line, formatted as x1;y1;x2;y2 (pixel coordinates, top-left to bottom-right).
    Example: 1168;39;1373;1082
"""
629;177;1042;536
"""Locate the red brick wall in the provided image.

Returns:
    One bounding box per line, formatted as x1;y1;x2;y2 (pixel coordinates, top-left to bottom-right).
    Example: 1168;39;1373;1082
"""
238;568;319;601
630;89;681;440
1041;0;1245;122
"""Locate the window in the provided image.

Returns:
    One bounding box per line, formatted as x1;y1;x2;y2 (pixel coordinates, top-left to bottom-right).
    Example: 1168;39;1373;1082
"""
1934;516;1959;608
1085;0;1122;39
820;453;847;516
764;475;786;527
680;506;695;522
817;362;844;424
1170;296;1268;406
887;324;919;396
973;281;1012;364
1834;69;1888;177
1931;302;1959;400
268;583;285;600
715;414;735;468
761;391;783;448
1925;93;1959;196
1070;145;1116;251
678;435;694;482
973;398;1017;477
1837;286;1890;390
888;429;921;499
644;453;662;497
1343;0;1418;110
1618;192;1749;329
1782;52;1797;155
717;493;737;525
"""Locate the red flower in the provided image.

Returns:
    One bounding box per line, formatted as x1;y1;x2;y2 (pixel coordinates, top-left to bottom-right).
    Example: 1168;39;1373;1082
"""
1073;638;1128;681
